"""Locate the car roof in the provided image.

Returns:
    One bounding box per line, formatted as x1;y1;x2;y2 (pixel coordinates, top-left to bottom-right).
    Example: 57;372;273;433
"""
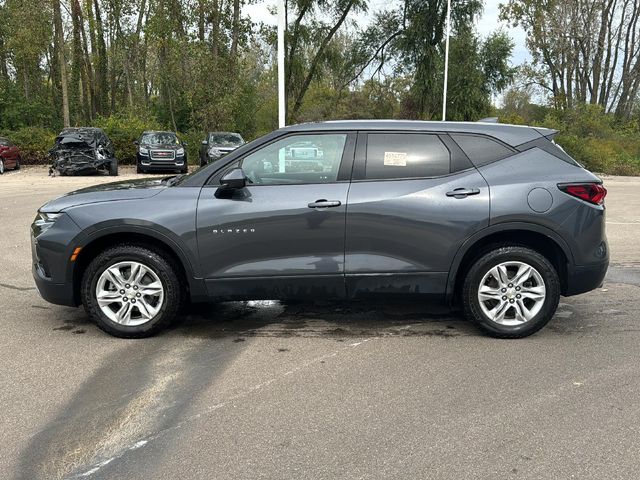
142;130;176;135
278;120;557;147
208;131;242;136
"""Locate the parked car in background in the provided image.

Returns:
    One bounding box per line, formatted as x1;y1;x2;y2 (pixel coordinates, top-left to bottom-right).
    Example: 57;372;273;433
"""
49;128;117;176
136;131;188;174
199;132;245;166
31;120;608;339
0;137;22;174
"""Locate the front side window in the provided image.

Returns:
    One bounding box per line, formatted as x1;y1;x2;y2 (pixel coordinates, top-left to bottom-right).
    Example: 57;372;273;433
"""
240;134;347;185
365;134;450;180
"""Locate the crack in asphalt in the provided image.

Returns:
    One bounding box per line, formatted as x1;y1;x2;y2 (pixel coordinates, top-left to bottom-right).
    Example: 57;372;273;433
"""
0;282;36;291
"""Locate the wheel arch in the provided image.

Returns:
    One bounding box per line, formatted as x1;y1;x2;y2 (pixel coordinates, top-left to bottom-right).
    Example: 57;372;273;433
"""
71;227;205;306
446;222;573;302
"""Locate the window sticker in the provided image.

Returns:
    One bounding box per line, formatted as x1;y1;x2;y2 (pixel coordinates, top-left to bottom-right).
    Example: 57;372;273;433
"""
383;151;407;166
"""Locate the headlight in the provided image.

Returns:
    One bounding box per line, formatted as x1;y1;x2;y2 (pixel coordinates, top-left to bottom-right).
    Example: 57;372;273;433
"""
32;212;62;237
176;148;185;156
139;147;149;155
209;147;222;157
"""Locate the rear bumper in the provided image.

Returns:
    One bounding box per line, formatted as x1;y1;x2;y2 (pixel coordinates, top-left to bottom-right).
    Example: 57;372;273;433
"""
565;260;609;296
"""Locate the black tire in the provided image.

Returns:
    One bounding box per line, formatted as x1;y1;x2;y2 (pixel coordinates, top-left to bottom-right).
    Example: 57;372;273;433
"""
136;163;144;174
81;244;183;338
462;245;560;339
14;156;20;170
109;159;118;176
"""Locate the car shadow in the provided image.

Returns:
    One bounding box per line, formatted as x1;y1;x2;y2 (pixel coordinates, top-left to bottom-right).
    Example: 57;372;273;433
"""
174;299;476;340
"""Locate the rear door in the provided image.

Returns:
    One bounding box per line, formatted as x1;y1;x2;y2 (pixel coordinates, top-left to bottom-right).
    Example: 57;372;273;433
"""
345;131;490;297
196;132;356;299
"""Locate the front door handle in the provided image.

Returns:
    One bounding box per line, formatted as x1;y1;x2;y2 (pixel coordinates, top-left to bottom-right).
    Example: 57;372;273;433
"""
308;199;342;209
446;188;480;198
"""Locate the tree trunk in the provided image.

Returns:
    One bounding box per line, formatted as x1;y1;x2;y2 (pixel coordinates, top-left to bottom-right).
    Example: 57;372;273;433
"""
231;0;241;58
53;0;70;127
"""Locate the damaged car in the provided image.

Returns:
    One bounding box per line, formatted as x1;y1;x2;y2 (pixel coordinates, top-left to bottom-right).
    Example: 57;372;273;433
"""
49;127;118;176
199;131;245;166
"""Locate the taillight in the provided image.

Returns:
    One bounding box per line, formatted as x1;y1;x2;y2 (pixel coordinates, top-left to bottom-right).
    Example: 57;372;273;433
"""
558;183;607;205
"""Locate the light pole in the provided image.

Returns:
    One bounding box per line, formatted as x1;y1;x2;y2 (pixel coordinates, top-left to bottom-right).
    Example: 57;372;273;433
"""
278;0;286;128
442;0;451;121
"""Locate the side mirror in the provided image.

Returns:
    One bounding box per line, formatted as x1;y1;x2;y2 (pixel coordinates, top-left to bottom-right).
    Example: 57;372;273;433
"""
133;140;139;145
201;140;208;145
183;141;188;146
220;168;247;190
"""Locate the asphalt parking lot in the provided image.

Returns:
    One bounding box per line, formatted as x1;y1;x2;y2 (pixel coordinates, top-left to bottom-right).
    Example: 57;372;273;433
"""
1;167;639;479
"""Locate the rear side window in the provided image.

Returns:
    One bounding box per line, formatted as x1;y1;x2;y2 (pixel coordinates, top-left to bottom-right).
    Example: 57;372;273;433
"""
451;134;514;167
365;133;450;180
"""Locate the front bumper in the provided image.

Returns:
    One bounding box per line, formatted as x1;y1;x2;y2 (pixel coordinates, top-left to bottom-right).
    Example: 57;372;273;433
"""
31;213;81;307
137;152;186;170
565;260;609;296
32;263;76;306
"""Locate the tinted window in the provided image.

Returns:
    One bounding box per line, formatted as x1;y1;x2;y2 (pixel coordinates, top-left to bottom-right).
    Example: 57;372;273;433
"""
240;134;347;185
141;132;179;145
209;133;244;146
365;134;450;180
451;134;514;167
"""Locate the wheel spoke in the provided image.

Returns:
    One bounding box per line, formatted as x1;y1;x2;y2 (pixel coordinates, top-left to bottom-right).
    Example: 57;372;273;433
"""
479;285;502;302
138;281;163;297
514;300;533;322
136;298;157;319
130;263;148;285
513;264;532;286
489;265;509;287
490;301;510;322
521;285;545;301
97;290;122;307
116;302;133;325
106;267;126;289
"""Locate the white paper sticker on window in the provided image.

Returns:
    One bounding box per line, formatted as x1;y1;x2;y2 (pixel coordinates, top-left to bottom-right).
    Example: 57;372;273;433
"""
383;151;407;166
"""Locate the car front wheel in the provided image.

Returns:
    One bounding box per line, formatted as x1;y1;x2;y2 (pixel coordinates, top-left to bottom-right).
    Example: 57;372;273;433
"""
0;158;4;174
462;246;560;339
81;245;183;338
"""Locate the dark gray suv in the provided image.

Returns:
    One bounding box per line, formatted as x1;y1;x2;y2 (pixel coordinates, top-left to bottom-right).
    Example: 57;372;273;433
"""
31;121;608;338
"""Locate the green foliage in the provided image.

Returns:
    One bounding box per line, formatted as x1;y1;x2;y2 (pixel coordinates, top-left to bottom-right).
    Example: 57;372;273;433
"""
498;100;640;176
0;126;56;164
93;111;163;163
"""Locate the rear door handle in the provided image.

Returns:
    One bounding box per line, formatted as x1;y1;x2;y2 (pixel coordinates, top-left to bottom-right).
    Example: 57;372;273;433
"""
308;199;342;209
446;188;480;198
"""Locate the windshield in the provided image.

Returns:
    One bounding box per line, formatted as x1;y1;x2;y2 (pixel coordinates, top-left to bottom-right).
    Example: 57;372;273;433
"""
209;133;243;147
141;132;179;145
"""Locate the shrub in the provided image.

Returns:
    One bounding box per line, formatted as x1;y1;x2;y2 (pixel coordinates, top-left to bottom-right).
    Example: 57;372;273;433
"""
93;111;162;164
0;127;57;164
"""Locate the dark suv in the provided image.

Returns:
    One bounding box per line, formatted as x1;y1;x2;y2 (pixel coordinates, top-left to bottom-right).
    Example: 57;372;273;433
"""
199;131;245;166
31;121;608;339
135;131;188;174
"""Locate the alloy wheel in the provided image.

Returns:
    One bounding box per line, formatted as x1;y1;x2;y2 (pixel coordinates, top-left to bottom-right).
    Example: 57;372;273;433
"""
95;261;164;326
477;261;546;326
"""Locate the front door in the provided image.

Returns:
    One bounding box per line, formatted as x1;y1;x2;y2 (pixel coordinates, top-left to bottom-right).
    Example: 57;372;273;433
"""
196;132;355;299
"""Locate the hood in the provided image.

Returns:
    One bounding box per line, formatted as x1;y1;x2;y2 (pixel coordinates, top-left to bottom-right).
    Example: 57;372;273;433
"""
40;177;166;212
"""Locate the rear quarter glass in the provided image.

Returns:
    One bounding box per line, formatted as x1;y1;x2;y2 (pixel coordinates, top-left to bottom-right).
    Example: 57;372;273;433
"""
450;134;515;167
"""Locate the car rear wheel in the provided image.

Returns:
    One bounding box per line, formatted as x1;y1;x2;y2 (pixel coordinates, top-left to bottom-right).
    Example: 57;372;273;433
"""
109;159;118;176
81;244;183;338
462;246;560;338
